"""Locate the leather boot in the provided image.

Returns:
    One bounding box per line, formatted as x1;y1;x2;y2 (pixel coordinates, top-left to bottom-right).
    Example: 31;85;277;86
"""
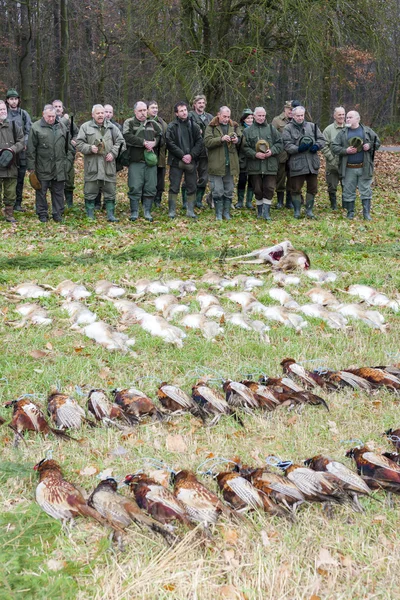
65;191;73;208
256;203;263;219
186;194;197;219
285;191;293;209
345;201;355;219
181;187;187;210
291;194;302;218
195;187;205;208
85;200;95;220
305;193;316;219
168;193;177;218
329;192;337;210
235;189;244;209
262;201;272;220
129;198;139;221
106;201;119;222
214;197;223;221
362;199;372;220
276;191;284;209
143;197;153;222
223;197;231;220
246;188;254;209
13;200;26;212
4;205;16;223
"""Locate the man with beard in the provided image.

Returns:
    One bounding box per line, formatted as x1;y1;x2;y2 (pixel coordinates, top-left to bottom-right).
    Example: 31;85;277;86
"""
147;101;168;207
166;101;204;219
52;99;79;208
5;89;32;212
76;104;125;221
188;95;213;208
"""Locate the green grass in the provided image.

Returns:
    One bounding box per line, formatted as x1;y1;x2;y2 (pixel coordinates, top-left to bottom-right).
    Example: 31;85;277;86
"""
0;152;400;599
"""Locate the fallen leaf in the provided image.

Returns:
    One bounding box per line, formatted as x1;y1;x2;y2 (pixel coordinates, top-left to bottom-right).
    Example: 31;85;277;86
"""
162;583;176;592
166;434;187;453
79;465;98;476
310;596;321;600
47;559;66;571
339;554;353;569
287;415;298;426
260;530;270;547
372;514;386;524
316;548;338;568
99;367;111;380
219;584;245;599
46;342;53;350
52;329;65;337
327;420;339;434
222;528;238;544
30;349;49;359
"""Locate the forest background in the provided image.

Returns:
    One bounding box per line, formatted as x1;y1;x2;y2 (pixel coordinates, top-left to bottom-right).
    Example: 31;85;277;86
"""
1;0;400;135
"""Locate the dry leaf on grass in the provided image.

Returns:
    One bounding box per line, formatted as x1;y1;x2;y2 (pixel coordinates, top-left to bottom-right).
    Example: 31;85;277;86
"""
79;465;98;476
99;367;112;380
222;528;239;545
316;548;338;569
166;434;187;453
327;420;339;434
47;559;67;571
219;584;246;599
30;349;50;359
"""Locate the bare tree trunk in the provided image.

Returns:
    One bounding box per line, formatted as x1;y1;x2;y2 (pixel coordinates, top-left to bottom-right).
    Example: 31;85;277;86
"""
60;0;70;106
19;0;33;114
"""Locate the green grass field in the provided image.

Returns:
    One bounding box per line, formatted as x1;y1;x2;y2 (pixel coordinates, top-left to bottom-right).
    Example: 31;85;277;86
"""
0;152;399;600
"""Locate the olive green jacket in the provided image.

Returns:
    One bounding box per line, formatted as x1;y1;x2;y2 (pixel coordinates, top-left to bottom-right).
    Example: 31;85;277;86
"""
154;116;168;168
331;125;381;179
0;119;24;178
123;117;163;164
76;119;125;182
204;117;241;177
322;122;346;173
242;121;283;175
189;110;213;158
271;112;291;163
27;118;74;181
282;120;325;177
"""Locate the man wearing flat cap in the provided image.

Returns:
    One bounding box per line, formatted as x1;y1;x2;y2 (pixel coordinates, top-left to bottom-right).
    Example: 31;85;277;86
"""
272;101;293;209
332;110;380;220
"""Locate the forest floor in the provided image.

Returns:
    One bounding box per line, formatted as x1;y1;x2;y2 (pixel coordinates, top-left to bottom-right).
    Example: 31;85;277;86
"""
0;153;399;600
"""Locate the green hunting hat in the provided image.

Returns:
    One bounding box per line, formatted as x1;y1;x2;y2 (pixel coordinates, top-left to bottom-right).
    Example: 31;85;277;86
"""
284;101;293;109
299;135;313;146
348;136;363;152
241;108;253;117
6;89;19;98
144;150;158;167
0;148;14;168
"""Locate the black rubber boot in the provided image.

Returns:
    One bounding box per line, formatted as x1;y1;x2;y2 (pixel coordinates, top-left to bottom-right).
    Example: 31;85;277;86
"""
143;197;153;222
235;189;244;209
276;192;284;209
195;187;205;208
305;193;316;219
257;204;263;219
186;194;197;219
223;197;231;220
285;191;293;209
106;201;119;222
154;193;162;207
292;194;302;218
129;198;139;221
168;193;177;219
262;202;272;220
362;199;372;220
329;192;337;210
214;198;223;221
65;191;73;208
181;187;187;210
345;201;355;219
13;200;26;212
94;192;102;211
246;188;254;209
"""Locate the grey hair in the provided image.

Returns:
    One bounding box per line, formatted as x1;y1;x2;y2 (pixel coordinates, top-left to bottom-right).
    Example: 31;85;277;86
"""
347;110;360;120
52;99;64;107
218;106;231;113
0;100;6;107
134;101;147;110
43;104;56;112
92;104;104;114
253;106;266;114
333;106;345;115
292;106;305;115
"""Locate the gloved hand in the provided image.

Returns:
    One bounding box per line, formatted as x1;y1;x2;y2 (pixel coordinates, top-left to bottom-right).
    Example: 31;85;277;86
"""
309;144;319;153
298;142;311;153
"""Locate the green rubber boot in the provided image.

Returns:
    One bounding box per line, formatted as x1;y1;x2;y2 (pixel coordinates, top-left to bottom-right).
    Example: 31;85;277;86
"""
246;188;254;209
129;198;139;221
223;197;231;220
85;200;95;220
345;201;355;219
262;202;272;220
195;187;205;208
214;197;223;221
106;201;119;222
362;199;371;220
186;194;197;219
181;187;187;210
168;193;177;219
291;194;302;219
65;191;73;208
276;191;284;209
257;203;263;219
143;197;153;222
305;193;316;219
